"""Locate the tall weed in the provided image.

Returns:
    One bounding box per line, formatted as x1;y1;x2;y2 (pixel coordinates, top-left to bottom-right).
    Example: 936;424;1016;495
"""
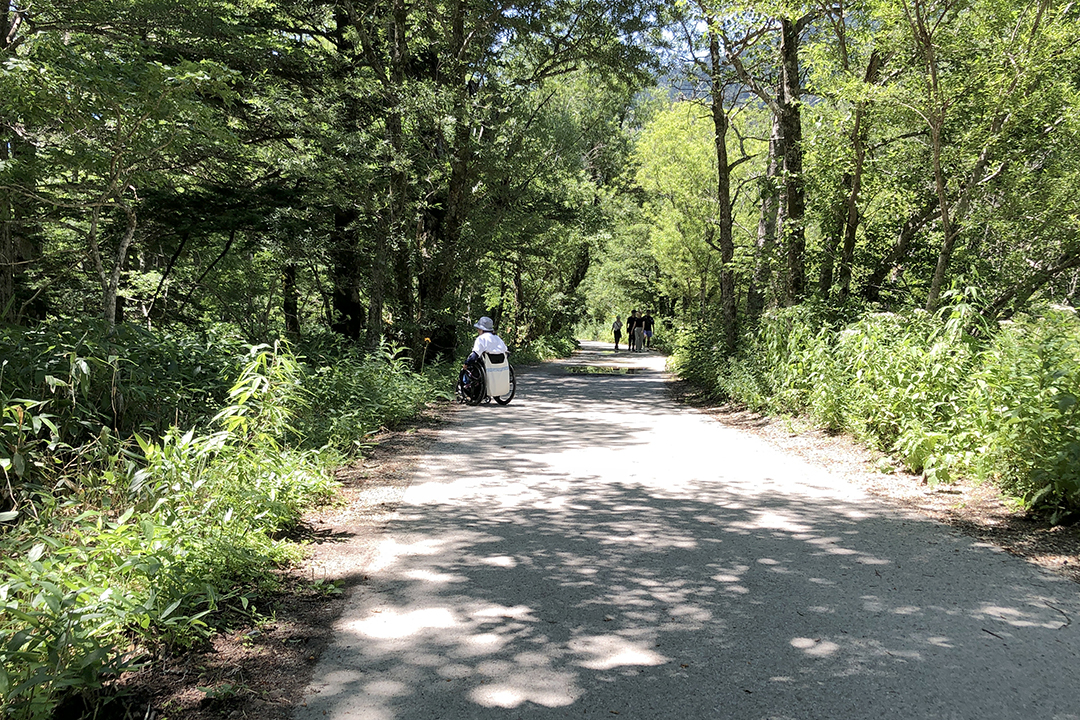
966;309;1080;520
675;300;1080;516
296;340;452;454
1;336;449;718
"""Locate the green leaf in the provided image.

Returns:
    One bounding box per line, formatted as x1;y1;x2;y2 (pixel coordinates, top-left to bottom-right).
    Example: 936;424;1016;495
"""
160;598;182;620
26;543;45;563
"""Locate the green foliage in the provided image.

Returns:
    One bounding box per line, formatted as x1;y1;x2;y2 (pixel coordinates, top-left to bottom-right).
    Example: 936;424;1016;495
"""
1;525;147;719
0;320;237;437
628;101;764;322
966;308;1080;520
0;332;449;718
296;339;454;454
0;320;241;515
509;333;580;366
668;321;728;395
739;301;979;481
0;347;321;718
673;300;1080;518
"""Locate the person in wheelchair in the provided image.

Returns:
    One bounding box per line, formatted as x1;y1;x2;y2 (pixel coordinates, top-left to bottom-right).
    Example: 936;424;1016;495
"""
461;316;508;396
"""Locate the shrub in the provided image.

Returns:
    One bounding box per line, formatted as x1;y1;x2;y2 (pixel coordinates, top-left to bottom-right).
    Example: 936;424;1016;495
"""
966;308;1080;520
293;339;453;455
510;332;578;365
0;320;238;442
1;337;449;718
0;320;240;509
668;321;728;394
672;298;1080;517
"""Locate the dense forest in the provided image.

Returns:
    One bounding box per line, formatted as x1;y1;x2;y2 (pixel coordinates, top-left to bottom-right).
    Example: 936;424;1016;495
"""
2;0;1080;716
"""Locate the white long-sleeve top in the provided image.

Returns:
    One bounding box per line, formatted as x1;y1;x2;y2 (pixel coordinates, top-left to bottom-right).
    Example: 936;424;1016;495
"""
472;331;508;356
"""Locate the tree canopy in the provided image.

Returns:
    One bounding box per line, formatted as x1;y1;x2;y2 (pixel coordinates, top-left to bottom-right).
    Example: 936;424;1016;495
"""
1;0;668;354
3;0;1077;349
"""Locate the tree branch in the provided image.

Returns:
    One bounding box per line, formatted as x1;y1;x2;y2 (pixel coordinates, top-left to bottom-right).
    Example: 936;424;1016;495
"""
983;243;1080;323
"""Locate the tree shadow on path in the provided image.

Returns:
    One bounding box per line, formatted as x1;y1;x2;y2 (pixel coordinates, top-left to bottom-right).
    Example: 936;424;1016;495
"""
297;345;1080;720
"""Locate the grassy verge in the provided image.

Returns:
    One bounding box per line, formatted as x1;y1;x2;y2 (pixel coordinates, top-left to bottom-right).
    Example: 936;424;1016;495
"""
509;333;579;364
669;300;1080;521
0;325;454;719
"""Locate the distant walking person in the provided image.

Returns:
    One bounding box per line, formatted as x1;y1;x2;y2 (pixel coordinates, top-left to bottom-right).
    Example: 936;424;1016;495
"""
611;316;623;351
641;311;655;349
631;310;645;352
626;310;639;354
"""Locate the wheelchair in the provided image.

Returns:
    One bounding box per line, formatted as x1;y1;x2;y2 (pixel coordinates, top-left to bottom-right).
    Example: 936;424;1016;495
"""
456;352;516;406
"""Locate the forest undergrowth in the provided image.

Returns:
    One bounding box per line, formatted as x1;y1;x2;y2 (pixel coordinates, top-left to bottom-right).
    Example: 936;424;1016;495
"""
670;296;1080;523
0;321;485;719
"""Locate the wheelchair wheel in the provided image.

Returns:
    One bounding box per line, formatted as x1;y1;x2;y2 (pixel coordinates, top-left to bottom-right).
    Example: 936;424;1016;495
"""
457;366;484;406
493;365;516;405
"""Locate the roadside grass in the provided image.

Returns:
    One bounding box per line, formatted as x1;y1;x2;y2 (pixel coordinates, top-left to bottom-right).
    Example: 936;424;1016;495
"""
669;300;1080;521
509;333;579;365
0;324;452;719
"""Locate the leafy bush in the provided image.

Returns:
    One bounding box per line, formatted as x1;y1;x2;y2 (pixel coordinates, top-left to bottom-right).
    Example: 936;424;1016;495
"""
295;341;453;454
714;302;980;482
0;345;334;718
0;320;238;440
668;321;727;394
1;336;449;718
672;299;1080;518
510;332;579;365
966;308;1080;521
0;320;240;510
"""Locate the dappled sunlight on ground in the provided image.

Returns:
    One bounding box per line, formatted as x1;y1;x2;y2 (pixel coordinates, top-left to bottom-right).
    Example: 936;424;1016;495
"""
297;343;1080;720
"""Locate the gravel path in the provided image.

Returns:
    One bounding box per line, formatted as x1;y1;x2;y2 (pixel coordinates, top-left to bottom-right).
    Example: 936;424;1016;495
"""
295;342;1080;720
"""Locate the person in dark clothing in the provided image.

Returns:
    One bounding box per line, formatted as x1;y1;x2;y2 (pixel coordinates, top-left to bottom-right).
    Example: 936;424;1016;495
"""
625;310;640;352
611;316;623;351
641;312;655;349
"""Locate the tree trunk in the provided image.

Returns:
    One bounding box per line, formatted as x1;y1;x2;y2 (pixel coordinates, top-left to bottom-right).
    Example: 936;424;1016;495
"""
413;0;474;337
394;224;416;329
365;0;410;352
145;230;189;325
837;52;881;299
861;197;938;302
329;208;365;339
901;0;956;313
779;16;806;306
705;24;738;355
817;181;845;298
982;243;1080;323
747;115;782;322
923;112;956;314
836;164;860;299
365;222;388;351
0;187;12;320
0;119;10;316
1;129;43;323
512;259;525;343
85;201;137;332
283;262;300;336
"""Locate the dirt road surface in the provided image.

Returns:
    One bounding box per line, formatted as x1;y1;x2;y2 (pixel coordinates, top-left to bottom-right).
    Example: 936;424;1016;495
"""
295;342;1080;720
